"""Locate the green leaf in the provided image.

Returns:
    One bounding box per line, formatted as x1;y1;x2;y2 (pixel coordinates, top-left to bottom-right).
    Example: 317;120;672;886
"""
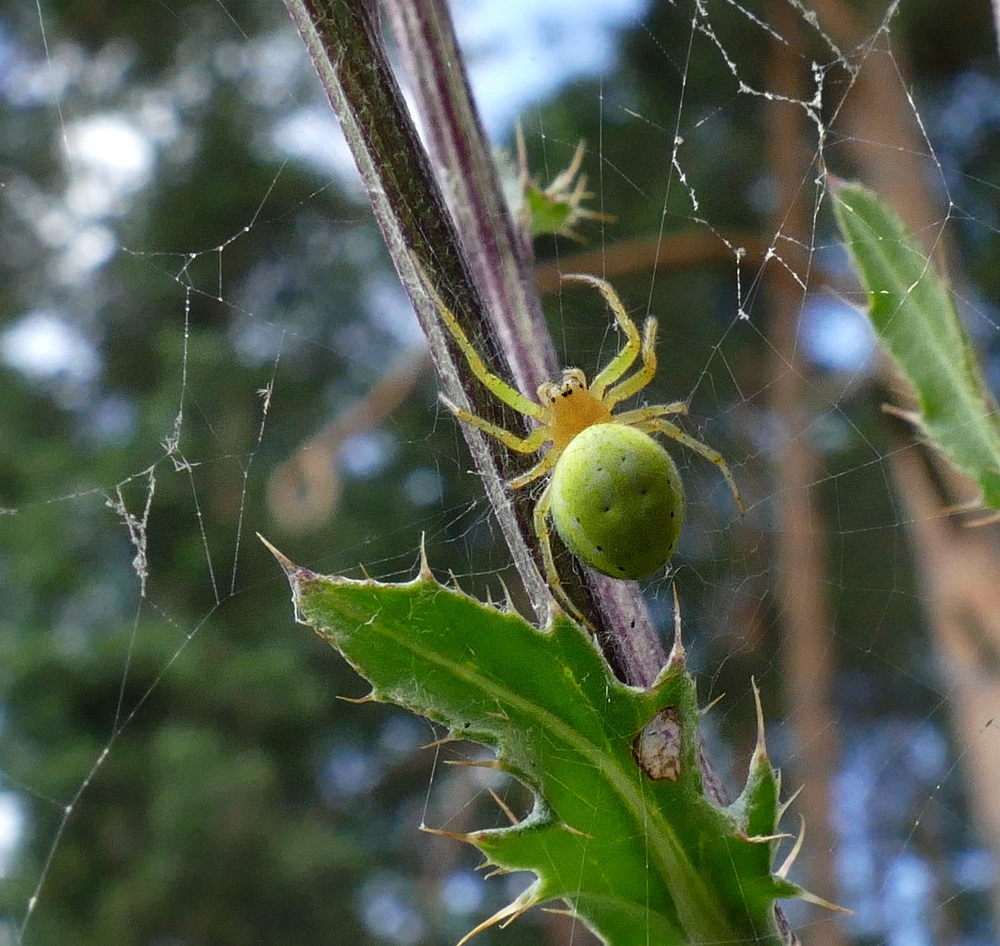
524;181;585;238
275;544;816;945
830;179;1000;507
497;138;610;241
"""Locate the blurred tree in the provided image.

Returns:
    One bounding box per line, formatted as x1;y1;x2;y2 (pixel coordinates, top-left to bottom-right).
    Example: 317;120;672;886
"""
0;0;998;944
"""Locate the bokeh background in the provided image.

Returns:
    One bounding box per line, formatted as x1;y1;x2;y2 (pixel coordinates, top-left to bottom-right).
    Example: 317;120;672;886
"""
2;1;1000;944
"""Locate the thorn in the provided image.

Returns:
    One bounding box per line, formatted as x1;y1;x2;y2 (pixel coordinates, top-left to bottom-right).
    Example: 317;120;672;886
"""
778;785;804;820
455;889;539;946
418;532;434;581
666;585;686;665
421;734;456;750
700;693;726;717
488;788;519;825
444;757;502;771
257;533;296;575
337;692;376;705
448;569;464;593
880;402;921;427
540;906;575;918
751;676;768;759
562;139;587;184
496;575;515;612
560;822;593;839
421;824;476;844
777;815;806;878
359;562;373;580
747;832;793;845
794;887;854;915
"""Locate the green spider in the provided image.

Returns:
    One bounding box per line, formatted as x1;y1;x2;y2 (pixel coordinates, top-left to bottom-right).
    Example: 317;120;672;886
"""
433;272;743;624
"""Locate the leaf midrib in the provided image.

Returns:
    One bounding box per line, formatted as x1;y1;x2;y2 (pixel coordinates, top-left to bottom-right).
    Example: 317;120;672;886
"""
836;189;1000;468
366;597;737;942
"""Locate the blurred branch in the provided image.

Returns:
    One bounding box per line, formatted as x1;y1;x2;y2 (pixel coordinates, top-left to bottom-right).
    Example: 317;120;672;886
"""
266;346;431;533
818;0;1000;921
889;439;1000;925
534;229;770;295
765;2;844;937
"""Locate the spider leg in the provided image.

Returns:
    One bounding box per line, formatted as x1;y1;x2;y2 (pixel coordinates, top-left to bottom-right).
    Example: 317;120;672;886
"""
603;315;658;408
612;401;688;426
508;450;557;491
636;418;745;514
422;268;545;420
562;274;643;399
441;395;549;454
533;482;595;629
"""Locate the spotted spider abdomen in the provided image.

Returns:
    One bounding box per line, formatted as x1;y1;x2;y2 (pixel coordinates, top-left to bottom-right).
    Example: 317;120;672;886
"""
549;423;684;580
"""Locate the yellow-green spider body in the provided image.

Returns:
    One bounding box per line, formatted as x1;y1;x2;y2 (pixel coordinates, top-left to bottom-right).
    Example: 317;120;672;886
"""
549;423;684;580
427;271;743;625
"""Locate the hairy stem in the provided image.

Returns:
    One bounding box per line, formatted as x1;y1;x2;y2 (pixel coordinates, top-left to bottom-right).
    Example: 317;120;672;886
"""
382;0;670;682
280;0;549;620
382;0;556;395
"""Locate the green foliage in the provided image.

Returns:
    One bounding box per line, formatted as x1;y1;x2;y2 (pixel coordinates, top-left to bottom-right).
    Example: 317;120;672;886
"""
517;141;609;241
2;0;997;941
284;550;817;946
523;181;589;240
831;179;1000;508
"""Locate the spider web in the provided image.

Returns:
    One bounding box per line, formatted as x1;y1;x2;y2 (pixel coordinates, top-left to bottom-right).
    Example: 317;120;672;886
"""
1;0;999;944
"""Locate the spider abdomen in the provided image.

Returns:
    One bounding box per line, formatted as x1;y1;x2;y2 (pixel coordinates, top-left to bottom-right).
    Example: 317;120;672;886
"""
549;423;684;580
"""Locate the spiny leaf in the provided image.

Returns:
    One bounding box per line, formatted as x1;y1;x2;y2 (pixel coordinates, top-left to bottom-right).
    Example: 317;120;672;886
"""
499;136;612;241
270;543;818;946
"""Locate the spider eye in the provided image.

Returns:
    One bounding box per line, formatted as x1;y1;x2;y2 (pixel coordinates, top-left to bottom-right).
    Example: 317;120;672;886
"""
537;382;559;405
549;424;684;579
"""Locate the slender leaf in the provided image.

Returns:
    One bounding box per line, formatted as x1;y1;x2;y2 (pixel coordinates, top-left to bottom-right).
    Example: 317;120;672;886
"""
831;179;1000;507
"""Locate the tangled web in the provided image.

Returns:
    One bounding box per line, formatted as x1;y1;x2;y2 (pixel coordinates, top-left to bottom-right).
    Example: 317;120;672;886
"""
1;0;999;944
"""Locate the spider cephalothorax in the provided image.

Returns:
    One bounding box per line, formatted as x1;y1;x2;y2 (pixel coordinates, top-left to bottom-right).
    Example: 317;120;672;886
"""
432;272;743;625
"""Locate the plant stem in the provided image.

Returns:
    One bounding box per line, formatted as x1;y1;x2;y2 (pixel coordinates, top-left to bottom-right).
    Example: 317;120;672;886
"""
280;0;549;621
381;0;671;683
281;0;668;686
382;0;556;397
